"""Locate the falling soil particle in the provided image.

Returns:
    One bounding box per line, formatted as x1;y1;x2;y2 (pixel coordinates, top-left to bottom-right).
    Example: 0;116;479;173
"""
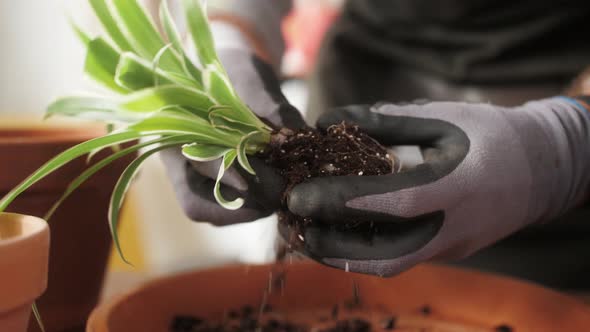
494;325;513;332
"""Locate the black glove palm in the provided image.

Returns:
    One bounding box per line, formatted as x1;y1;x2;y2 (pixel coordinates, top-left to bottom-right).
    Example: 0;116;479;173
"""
161;49;305;225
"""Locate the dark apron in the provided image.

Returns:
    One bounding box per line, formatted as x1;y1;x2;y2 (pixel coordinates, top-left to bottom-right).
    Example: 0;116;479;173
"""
307;0;590;290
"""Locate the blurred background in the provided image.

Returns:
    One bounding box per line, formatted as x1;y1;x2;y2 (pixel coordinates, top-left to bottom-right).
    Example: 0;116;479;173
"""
0;0;341;287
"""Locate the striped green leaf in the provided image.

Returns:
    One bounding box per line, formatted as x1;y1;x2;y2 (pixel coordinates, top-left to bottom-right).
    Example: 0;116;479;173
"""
214;150;244;209
108;141;184;264
85;38;128;93
208;107;261;134
120;85;214;114
69;17;91;46
115;53;200;91
0;131;147;212
88;0;133;51
237;131;265;175
159;0;182;54
45;135;193;220
111;0;182;72
182;143;231;162
128;112;239;146
46;97;139;123
183;0;219;67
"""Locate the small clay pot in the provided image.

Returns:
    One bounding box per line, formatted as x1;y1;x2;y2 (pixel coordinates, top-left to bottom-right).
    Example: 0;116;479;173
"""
0;119;136;332
0;213;50;332
87;262;590;332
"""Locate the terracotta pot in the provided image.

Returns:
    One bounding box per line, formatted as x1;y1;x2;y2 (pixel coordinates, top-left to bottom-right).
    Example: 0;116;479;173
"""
0;120;135;332
0;213;50;332
88;262;590;332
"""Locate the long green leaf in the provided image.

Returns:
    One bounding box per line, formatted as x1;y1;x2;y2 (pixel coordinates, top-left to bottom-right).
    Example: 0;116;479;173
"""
183;0;220;67
32;302;45;332
85;38;128;93
89;0;133;51
158;0;203;83
45;135;193;220
151;44;175;86
120;85;214;114
108;141;182;263
182;143;231;162
69;17;91;46
0;131;146;212
115;53;199;91
209;107;262;134
84;108;197;161
157;105;203;119
203;68;270;129
148;106;210;125
128;113;239;146
236;131;264;175
159;0;182;54
111;0;182;72
182;55;203;84
214;150;244;209
46;97;140;123
115;52;172;90
203;67;237;105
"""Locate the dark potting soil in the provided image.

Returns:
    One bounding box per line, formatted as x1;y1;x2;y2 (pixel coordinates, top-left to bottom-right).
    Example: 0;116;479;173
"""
169;304;509;332
494;325;514;332
169;303;376;332
261;123;394;242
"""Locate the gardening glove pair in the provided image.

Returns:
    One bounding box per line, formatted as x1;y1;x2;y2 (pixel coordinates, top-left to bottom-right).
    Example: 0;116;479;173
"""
285;97;590;277
161;22;305;225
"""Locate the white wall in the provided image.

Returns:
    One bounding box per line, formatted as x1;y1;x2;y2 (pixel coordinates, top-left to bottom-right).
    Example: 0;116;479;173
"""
0;1;94;114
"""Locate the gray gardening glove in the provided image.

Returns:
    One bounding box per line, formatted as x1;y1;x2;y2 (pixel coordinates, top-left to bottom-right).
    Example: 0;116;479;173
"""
161;24;305;225
286;97;590;276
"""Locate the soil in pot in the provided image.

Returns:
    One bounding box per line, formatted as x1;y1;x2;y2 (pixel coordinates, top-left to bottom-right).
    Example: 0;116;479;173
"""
169;299;515;332
261;122;394;246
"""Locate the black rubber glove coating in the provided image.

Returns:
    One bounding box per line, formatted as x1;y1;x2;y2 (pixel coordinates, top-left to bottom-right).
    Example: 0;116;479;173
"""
286;104;469;261
288;105;469;224
160;50;304;225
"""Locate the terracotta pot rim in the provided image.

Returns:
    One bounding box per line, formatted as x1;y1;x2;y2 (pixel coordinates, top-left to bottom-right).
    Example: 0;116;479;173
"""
0;212;50;315
0;124;106;145
0;212;48;245
88;262;590;332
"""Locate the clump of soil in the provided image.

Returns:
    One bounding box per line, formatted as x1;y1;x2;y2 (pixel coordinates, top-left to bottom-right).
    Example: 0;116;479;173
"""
169;302;377;332
261;122;394;242
171;305;306;332
169;303;505;332
168;124;399;332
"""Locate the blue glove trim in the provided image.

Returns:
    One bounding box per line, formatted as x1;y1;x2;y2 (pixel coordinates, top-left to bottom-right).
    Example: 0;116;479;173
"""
557;96;589;113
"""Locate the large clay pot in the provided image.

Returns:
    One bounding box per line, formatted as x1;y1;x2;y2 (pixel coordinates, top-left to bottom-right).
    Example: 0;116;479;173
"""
0;119;135;332
88;262;590;332
0;213;50;332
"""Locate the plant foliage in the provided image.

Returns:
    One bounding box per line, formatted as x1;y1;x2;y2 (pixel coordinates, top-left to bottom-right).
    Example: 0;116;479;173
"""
0;0;273;262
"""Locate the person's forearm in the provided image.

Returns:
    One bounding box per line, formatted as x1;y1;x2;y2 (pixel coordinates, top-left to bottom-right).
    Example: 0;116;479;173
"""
208;0;292;70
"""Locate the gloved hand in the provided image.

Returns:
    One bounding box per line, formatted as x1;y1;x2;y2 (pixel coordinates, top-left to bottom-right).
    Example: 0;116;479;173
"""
161;23;305;225
286;98;590;276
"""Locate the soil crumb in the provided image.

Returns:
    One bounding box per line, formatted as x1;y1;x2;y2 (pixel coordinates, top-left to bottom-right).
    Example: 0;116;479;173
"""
261;122;394;245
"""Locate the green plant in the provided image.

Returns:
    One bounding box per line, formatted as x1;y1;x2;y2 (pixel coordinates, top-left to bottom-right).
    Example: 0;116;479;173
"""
0;0;274;262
